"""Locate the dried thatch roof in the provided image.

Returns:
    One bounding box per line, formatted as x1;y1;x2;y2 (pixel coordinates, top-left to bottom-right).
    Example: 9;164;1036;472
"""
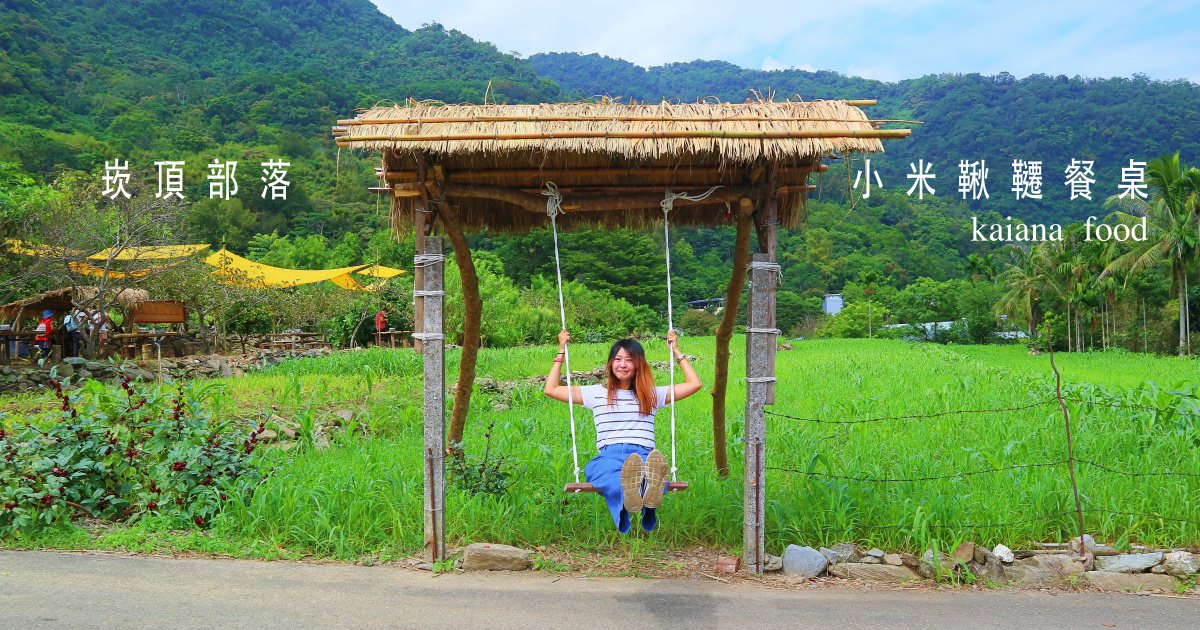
1;287;152;320
334;99;910;233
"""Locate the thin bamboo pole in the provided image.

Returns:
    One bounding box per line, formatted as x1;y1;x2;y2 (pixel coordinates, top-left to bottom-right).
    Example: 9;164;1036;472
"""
337;129;911;145
337;115;918;125
380;164;828;182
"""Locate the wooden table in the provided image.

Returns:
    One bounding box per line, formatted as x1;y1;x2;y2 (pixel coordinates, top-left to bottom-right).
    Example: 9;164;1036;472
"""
260;332;329;352
110;331;182;359
0;330;38;362
374;330;411;348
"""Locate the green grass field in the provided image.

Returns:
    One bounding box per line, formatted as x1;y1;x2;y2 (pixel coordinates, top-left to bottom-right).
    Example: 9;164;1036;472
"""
4;339;1198;564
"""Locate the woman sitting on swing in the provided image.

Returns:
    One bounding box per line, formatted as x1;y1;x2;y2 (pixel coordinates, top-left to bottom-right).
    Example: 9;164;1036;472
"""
544;329;702;533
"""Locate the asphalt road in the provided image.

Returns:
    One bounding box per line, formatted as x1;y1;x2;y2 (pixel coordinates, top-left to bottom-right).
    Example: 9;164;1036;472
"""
1;551;1197;629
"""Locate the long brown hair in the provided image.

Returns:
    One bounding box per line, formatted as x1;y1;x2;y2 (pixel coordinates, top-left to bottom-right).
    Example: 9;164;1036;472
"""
605;339;657;415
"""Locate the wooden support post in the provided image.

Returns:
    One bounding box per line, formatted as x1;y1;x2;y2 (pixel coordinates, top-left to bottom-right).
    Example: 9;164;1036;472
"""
420;237;446;563
743;251;778;575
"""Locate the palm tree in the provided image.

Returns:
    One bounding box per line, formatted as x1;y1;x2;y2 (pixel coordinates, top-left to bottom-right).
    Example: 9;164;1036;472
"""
996;244;1052;338
1103;152;1200;355
966;253;998;285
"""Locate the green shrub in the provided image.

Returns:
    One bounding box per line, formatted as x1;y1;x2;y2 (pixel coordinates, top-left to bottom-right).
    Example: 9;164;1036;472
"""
677;308;718;336
0;373;268;536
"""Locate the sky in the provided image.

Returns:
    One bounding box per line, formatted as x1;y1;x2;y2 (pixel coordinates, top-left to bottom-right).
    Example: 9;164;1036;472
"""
369;0;1200;82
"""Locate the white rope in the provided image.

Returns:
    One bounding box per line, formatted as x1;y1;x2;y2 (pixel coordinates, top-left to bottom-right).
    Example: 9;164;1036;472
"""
745;328;782;335
412;290;445;297
412;332;444;341
658;187;717;481
747;261;781;272
544;182;581;484
413;254;446;268
745;377;777;383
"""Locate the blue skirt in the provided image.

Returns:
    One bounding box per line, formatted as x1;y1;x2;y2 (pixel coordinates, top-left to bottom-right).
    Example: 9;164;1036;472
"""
583;444;668;534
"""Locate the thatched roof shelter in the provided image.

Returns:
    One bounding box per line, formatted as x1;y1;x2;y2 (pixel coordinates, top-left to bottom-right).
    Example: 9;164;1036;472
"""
334;99;910;233
1;287;152;321
333;98;911;569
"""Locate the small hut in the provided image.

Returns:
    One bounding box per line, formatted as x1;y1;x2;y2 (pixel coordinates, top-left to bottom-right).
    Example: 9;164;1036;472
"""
0;286;152;327
334;98;909;572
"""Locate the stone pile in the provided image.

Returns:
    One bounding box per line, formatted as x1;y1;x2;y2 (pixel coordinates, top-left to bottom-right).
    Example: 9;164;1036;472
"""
0;358;156;393
772;537;1198;593
1;346;339;393
250;409;367;451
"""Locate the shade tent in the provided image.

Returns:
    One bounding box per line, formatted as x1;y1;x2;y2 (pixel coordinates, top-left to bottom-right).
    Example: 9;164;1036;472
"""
4;240;405;290
88;244;212;261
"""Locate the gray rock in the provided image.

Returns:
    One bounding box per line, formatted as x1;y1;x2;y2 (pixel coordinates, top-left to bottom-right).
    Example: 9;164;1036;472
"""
1006;554;1084;587
899;553;920;569
882;553;903;566
993;544;1015;563
54;363;75;378
1093;552;1163;573
763;553;783;572
976;556;1010;585
865;547;885;558
1070;534;1096;557
64;357;87;366
1162;551;1198;577
460;543;532;571
782;545;829;578
819;543;860;565
414;562;433;571
77;369;92;380
829;563;921;583
919;550;957;579
1150;564;1167;574
860;556;880;564
1084;571;1176;593
84;361;106;372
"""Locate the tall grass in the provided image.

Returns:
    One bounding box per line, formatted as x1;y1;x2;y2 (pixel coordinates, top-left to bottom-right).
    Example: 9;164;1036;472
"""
209;338;1199;560
11;339;1191;559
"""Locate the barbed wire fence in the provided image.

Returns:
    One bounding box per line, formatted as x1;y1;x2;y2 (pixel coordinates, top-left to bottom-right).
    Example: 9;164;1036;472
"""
761;324;1199;543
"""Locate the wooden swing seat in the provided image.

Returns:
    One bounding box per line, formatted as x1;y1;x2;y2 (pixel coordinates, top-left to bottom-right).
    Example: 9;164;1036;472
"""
564;481;690;494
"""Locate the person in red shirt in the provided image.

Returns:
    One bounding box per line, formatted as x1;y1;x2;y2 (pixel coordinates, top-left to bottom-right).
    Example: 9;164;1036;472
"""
34;309;55;359
374;309;388;345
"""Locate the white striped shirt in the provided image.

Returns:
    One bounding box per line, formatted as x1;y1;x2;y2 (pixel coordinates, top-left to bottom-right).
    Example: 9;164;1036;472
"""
580;384;669;450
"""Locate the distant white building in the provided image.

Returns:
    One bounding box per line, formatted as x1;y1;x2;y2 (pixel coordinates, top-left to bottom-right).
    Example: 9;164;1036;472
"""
822;294;843;316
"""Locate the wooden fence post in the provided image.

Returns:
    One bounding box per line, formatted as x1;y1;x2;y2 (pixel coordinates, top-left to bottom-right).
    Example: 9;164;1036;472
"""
418;237;446;562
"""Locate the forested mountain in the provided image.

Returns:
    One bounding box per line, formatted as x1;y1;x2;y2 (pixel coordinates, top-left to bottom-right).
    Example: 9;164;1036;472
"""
1;0;561;240
529;53;1200;224
0;0;1194;342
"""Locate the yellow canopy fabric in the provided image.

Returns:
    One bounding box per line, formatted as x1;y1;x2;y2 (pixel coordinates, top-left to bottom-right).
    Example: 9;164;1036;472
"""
203;249;371;289
8;239;403;291
88;244;210;261
3;238;81;258
69;261;155;278
355;264;405;279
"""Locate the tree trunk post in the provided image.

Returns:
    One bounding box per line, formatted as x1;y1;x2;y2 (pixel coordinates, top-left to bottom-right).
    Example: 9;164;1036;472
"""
441;204;480;449
711;198;754;477
743;251;778;575
419;236;446;563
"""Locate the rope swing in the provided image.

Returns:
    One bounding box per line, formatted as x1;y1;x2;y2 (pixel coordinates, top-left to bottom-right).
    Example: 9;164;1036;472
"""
547;184;718;494
659;186;720;482
544;183;581;484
